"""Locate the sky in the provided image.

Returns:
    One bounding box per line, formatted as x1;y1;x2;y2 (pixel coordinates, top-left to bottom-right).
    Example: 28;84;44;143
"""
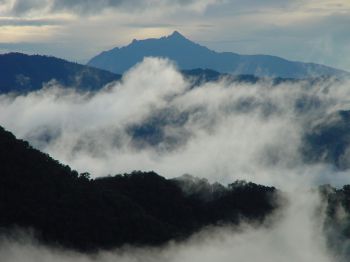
2;2;350;260
0;0;349;69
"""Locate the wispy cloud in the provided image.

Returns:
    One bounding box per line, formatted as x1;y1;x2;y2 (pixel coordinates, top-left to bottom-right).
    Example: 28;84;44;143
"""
0;0;221;16
0;17;68;26
1;57;350;188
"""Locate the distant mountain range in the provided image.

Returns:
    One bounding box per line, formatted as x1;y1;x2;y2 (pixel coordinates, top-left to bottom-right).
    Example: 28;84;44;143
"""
0;33;348;94
0;53;121;93
88;31;349;78
0;32;348;94
0;52;296;94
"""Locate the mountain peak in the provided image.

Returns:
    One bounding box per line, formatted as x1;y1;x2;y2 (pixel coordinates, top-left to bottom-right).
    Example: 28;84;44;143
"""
88;32;348;78
167;30;187;40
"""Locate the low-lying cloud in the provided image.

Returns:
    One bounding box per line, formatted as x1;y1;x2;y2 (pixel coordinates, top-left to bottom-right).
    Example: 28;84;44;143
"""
0;190;335;262
1;57;350;188
1;57;350;261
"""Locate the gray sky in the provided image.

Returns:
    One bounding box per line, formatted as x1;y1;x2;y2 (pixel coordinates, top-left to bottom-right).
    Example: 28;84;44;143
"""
0;0;349;70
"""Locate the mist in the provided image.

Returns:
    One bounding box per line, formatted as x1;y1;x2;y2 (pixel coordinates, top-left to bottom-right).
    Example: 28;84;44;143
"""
1;57;350;261
1;57;350;187
0;190;336;262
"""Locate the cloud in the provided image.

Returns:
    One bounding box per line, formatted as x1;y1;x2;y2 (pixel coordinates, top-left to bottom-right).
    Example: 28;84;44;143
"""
2;0;348;16
1;0;221;15
1;57;350;189
11;0;48;15
0;17;67;27
1;0;349;71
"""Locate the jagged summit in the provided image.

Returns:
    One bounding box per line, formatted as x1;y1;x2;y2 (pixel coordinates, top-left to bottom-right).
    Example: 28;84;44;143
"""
167;30;187;40
170;30;182;36
129;31;189;45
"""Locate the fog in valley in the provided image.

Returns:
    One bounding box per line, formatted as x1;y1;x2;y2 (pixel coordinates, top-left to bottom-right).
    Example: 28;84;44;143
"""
1;58;350;261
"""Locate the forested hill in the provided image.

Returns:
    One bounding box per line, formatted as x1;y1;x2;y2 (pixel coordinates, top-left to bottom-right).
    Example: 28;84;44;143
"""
0;126;278;251
0;53;121;93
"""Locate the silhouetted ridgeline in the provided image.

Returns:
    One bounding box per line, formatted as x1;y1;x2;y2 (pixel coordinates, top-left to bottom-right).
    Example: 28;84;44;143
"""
1;52;344;95
0;126;278;251
0;53;121;93
88;31;349;78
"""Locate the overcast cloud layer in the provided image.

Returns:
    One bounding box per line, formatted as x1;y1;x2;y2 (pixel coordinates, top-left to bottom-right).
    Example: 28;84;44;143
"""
2;0;220;15
0;0;349;70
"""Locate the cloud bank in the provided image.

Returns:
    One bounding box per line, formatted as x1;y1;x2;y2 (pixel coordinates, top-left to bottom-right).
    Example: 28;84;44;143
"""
1;57;350;188
1;58;350;261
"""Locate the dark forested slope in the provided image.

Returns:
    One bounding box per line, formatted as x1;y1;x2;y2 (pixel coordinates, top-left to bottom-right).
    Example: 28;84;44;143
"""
0;126;278;251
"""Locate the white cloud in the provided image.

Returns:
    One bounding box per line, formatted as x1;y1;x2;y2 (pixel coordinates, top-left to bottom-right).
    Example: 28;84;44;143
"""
1;58;350;188
0;58;349;261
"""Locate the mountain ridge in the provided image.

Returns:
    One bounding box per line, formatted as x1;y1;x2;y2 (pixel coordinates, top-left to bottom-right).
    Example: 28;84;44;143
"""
0;51;309;94
88;31;349;78
0;52;121;93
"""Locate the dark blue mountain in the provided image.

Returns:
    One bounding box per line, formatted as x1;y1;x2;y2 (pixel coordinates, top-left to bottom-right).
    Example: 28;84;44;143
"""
0;52;291;94
0;52;121;93
88;31;349;78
